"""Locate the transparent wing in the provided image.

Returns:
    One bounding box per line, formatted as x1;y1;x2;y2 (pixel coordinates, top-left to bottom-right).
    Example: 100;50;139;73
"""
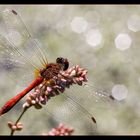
43;82;115;135
0;37;34;87
0;9;48;86
0;9;48;68
44;94;97;135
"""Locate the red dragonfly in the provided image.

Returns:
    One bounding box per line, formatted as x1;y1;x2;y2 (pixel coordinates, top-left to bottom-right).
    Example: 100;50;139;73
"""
0;9;114;134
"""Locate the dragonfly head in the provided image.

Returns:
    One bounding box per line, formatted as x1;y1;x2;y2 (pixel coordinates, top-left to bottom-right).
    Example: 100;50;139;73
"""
56;57;69;71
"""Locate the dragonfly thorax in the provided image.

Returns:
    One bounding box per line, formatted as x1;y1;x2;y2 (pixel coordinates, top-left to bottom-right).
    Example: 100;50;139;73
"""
40;57;69;80
40;63;61;80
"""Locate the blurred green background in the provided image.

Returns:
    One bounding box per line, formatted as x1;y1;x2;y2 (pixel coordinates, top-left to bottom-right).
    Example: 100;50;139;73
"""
0;5;140;135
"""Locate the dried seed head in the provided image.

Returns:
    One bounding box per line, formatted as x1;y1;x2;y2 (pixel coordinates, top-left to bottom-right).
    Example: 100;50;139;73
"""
23;65;88;110
7;121;23;131
69;69;76;77
42;123;74;136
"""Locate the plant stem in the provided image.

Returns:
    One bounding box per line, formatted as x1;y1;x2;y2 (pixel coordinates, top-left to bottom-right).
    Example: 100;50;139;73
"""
10;107;28;136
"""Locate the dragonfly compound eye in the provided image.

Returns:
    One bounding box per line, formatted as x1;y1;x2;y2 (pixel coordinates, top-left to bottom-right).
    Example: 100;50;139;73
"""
56;57;64;64
56;57;69;71
63;59;69;71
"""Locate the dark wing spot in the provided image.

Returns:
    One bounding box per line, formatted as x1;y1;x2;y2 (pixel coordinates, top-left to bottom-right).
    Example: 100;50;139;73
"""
12;10;17;15
91;117;96;124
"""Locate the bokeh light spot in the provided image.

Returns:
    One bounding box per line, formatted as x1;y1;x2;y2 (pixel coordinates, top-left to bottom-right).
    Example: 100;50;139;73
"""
111;84;128;101
86;29;102;48
115;33;132;51
70;17;88;34
127;14;140;32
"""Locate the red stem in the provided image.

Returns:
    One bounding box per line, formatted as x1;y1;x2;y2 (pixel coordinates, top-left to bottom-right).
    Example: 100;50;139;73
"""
0;77;43;116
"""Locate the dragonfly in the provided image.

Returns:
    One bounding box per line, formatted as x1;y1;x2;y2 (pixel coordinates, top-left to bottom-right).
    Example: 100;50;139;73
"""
0;9;114;134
